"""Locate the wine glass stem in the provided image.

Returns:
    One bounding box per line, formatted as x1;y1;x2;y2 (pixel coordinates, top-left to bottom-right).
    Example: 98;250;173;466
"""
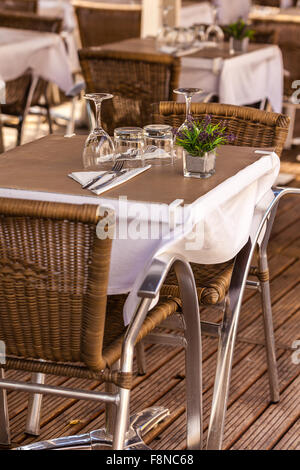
185;95;192;120
95;100;103;130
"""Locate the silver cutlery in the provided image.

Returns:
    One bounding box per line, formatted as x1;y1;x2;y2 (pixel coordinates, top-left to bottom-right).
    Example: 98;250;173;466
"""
82;160;124;190
92;169;127;191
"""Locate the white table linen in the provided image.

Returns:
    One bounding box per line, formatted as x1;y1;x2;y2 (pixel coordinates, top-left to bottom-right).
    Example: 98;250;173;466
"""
0;27;74;93
39;0;76;32
0;147;280;324
214;0;251;24
179;45;283;112
180;2;214;27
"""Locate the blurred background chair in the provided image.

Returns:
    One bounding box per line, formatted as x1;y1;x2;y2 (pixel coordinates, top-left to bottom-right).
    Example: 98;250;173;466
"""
74;2;141;48
0;11;62;146
79;48;181;135
0;198;202;450
0;0;37;13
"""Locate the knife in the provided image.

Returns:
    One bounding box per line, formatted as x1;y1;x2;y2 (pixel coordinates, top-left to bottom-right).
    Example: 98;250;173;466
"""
92;170;128;191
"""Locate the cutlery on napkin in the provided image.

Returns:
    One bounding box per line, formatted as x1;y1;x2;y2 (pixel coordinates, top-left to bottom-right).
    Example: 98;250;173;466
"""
69;165;151;195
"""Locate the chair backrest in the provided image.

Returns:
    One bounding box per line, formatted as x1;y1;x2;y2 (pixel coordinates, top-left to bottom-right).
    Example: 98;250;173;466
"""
75;3;141;48
251;18;300;97
0;198;114;372
0;10;62;32
152;102;290;156
0;0;37;13
0;108;3;153
79;48;181;134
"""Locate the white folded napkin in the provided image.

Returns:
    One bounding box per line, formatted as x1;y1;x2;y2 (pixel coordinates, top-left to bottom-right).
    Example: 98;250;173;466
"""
69;165;151;195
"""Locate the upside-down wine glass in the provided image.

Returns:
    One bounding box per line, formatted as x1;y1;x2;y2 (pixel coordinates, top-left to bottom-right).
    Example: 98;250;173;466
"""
173;88;204;133
82;93;115;170
173;88;203;158
206;7;224;45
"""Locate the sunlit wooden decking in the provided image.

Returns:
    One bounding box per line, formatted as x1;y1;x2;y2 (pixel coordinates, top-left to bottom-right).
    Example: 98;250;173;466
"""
1;177;298;451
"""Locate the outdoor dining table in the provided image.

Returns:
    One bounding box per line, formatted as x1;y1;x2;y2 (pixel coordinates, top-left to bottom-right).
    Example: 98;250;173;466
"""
99;37;284;113
0;134;280;324
0;26;74;93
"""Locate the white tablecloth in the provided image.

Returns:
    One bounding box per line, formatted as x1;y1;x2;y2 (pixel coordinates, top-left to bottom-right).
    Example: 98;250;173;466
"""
213;0;251;24
0;27;74;93
0;145;280;323
39;0;76;32
180;2;214;27
180;45;283;112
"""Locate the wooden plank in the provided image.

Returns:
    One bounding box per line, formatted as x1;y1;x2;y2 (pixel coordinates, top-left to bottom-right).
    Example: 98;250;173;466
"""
230;375;300;450
273;419;300;450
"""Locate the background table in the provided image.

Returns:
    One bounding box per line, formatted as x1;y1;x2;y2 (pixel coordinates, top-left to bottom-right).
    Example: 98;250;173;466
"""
0;27;74;93
100;37;283;112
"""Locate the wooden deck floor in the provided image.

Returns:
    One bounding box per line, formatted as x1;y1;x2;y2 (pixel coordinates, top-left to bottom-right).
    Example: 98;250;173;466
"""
1;179;298;451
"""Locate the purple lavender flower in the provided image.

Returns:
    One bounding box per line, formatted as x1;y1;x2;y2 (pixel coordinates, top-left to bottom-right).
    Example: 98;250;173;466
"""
204;114;212;126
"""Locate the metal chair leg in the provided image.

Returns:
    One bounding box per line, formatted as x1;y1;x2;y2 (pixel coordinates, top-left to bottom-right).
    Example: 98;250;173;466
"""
174;261;202;450
0;369;11;446
135;342;147;376
25;372;45;436
105;360;120;437
258;245;280;403
207;240;252;450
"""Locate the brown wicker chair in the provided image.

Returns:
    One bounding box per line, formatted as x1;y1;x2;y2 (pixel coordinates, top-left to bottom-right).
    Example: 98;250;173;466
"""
153;101;289;298
0;108;3;153
79;48;181;135
74;2;141;48
0;12;63;145
139;100;291;448
0;198;202;450
0;0;37;13
153;101;290;156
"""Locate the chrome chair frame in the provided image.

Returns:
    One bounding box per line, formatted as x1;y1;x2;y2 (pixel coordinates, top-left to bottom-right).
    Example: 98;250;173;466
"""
0;255;202;450
137;186;300;449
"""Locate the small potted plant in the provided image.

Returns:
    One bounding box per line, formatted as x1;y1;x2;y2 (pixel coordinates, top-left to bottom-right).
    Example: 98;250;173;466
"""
225;19;255;55
174;115;235;179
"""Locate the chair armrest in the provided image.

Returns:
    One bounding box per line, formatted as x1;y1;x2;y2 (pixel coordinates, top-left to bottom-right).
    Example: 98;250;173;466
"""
137;253;188;299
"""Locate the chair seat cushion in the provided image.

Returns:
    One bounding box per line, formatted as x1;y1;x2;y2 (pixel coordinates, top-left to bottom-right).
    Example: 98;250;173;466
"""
161;260;235;306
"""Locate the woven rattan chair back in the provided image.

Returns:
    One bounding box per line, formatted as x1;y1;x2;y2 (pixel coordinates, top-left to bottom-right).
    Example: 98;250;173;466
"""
0;10;62;32
75;4;141;48
152;102;290;156
79;49;181;135
251;18;300;97
0;0;37;13
0;198;114;372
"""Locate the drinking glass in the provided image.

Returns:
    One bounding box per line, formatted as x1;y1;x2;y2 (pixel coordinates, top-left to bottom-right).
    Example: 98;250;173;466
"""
143;124;174;166
173;88;203;133
193;24;207;44
114;127;145;168
82;93;115;170
206;7;224;45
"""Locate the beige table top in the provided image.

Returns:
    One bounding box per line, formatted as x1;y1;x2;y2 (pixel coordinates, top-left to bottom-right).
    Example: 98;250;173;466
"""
0;135;271;206
98;37;269;61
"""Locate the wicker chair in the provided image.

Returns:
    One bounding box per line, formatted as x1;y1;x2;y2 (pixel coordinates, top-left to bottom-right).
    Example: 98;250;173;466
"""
74;2;141;48
0;108;3;153
153;102;289;156
79;49;181;135
0;0;37;13
0;12;63;145
0;198;202;450
138;101;291;449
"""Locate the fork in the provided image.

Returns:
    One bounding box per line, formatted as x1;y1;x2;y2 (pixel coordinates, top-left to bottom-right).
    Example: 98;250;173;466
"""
82;160;124;190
